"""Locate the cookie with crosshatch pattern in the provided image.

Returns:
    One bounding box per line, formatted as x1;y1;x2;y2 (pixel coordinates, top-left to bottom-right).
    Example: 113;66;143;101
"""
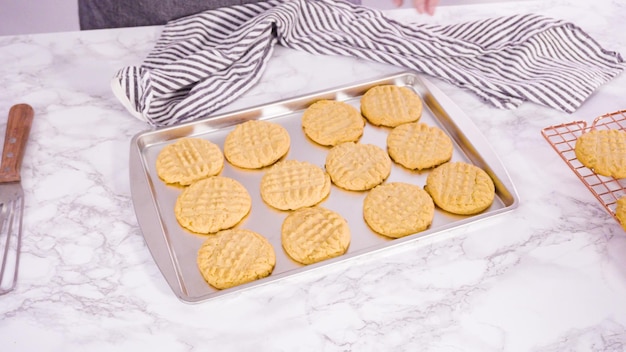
156;137;224;186
325;142;391;191
360;85;423;127
197;228;276;289
616;196;626;231
301;100;365;146
224;120;290;169
260;160;331;210
425;161;495;215
281;206;350;265
574;129;626;178
363;182;435;238
174;176;251;234
387;122;453;170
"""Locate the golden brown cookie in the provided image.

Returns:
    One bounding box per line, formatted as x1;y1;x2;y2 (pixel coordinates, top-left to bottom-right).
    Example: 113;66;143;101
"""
197;229;275;290
260;160;331;210
224;120;290;169
387;122;453;170
301;100;365;146
156;137;224;185
363;182;435;238
325;142;392;191
616;196;626;231
425;161;495;215
574;129;626;178
281;206;350;265
360;85;423;127
175;176;252;234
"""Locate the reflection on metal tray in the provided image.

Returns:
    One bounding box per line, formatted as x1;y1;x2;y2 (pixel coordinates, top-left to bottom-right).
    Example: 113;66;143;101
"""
542;109;626;222
129;72;519;303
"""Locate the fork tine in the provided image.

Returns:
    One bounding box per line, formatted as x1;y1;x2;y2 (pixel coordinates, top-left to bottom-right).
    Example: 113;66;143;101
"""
0;201;11;275
0;197;23;295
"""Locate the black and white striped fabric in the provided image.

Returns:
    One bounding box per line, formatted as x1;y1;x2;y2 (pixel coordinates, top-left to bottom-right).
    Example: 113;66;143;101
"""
112;0;624;126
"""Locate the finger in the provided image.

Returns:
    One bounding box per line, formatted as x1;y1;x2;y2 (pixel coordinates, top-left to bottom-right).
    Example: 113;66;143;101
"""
426;0;439;15
412;0;426;13
392;0;404;7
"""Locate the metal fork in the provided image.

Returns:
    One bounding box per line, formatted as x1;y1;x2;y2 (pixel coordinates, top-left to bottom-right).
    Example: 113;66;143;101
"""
0;186;24;295
0;104;34;295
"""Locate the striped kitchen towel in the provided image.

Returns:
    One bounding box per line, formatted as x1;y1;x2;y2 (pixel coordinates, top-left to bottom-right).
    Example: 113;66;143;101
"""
112;0;624;126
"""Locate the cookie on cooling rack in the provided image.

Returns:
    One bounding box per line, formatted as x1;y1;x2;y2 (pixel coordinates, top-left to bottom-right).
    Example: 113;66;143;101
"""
260;160;331;211
615;196;626;232
363;182;435;238
174;176;251;234
387;122;453;170
325;142;391;191
301;100;365;146
156;137;224;186
281;206;350;265
574;129;626;179
224;120;290;169
425;161;495;215
360;85;423;127
197;228;275;290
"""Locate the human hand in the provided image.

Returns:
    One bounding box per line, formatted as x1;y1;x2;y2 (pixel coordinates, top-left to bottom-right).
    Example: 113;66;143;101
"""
391;0;440;15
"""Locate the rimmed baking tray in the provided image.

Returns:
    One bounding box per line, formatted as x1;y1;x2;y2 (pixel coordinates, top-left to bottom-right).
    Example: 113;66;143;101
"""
129;72;519;303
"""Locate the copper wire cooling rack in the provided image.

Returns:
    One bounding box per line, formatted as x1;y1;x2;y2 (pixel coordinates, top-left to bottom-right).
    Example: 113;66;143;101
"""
541;110;626;223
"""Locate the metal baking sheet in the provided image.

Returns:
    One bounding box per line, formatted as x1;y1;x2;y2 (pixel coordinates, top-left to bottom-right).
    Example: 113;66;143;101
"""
129;72;519;303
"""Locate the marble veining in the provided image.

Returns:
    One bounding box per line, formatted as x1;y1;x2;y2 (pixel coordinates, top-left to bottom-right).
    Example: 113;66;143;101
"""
1;0;625;351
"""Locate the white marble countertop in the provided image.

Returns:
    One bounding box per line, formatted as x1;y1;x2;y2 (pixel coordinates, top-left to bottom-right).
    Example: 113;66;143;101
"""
1;0;625;351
